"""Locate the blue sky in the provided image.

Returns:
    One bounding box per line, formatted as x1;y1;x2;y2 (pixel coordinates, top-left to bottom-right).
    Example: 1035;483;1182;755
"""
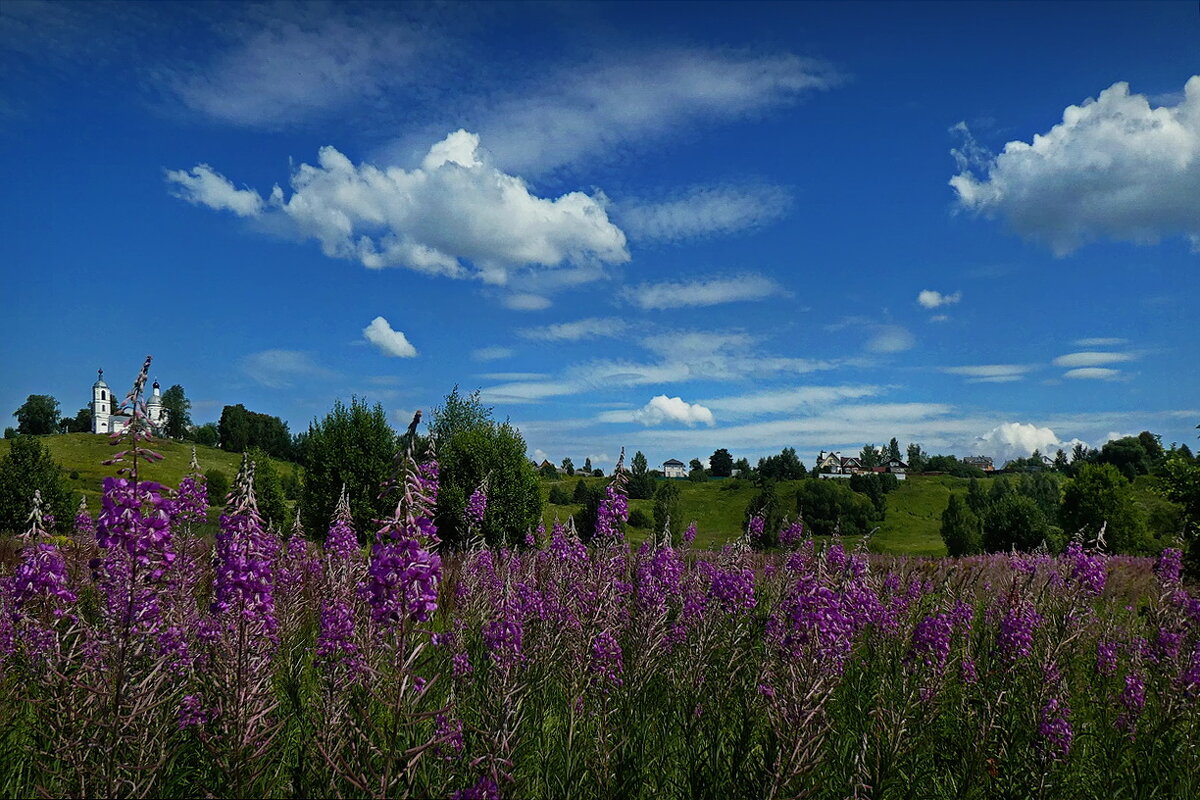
1;1;1197;470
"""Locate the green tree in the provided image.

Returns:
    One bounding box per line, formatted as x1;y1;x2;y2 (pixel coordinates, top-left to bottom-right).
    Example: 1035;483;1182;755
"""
583;457;592;474
548;485;572;505
906;443;928;474
61;407;93;433
193;423;219;448
430;388;542;548
539;462;559;479
1052;449;1070;472
300;397;398;536
941;494;983;556
1097;436;1153;481
13;395;59;436
0;436;74;534
561;457;575;476
849;472;898;518
1157;451;1200;575
795;479;875;537
744;481;785;546
627;508;652;529
204;469;230;505
1060;463;1150;554
161;384;192;440
733;457;751;476
218;404;251;453
887;438;902;462
572;478;589;503
859;444;881;469
709;448;734;478
248;448;287;530
982;494;1053;553
688;465;707;483
757;447;805;482
653;481;681;536
628;451;655;499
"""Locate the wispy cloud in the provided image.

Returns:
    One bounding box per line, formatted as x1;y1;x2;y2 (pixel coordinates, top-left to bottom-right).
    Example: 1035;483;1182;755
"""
702;385;884;416
472;346;514;361
1073;337;1128;347
518;317;628;342
866;325;915;354
240;349;336;389
941;364;1033;383
1052;351;1134;368
621;273;784;310
616;183;792;243
1063;367;1122;380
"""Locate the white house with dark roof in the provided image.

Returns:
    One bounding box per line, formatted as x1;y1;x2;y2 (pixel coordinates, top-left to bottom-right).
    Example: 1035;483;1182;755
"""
662;458;687;479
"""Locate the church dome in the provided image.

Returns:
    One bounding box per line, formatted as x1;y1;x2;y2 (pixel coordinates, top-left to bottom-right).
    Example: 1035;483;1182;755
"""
93;369;108;389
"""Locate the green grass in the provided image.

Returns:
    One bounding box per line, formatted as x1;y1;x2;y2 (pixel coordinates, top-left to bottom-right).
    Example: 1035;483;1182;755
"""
0;432;297;507
538;474;961;554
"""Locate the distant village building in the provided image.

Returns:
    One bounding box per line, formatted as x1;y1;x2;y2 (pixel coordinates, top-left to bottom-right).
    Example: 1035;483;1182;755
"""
90;369;168;434
662;458;687;479
962;456;995;472
817;450;907;480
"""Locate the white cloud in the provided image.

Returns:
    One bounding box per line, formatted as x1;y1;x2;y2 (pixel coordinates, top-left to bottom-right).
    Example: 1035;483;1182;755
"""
533;448;549;463
164;164;264;217
617;184;792;242
1052;351;1134;368
950;76;1200;254
400;49;841;175
917;289;962;309
477;372;548;381
630;395;716;427
1063;367;1121;380
866;325;915;353
472;346;514;361
168;130;629;284
976;422;1063;460
501;293;552;311
240;349;336;389
941;364;1033;383
169;9;432;128
362;316;417;358
518;317;628;342
622;274;783;310
1074;337;1127;347
586;453;611;465
702;385;884;416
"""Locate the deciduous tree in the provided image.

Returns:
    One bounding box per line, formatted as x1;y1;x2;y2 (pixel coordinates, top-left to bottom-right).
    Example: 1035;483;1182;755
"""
13;394;59;436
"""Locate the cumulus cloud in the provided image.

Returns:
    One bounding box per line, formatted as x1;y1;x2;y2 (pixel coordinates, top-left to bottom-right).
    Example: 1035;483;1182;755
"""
472;346;514;361
1052;351;1134;368
622;274;783;310
866;325;915;354
362;316;417;358
165;164;265;217
950;76;1200;254
518;317;628;342
976;422;1064;460
1063;367;1121;380
240;349;336;389
167;130;629;284
941;364;1033;383
617;184;792;243
631;395;716;427
917;289;962;309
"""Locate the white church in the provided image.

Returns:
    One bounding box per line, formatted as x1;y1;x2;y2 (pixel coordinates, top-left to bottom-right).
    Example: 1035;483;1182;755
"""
90;369;168;434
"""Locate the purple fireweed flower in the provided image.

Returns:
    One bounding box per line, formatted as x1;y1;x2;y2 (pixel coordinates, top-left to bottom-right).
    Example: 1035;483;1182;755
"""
589;631;624;688
779;519;804;548
157;625;193;676
483;610;524;670
453;776;499;800
74;496;95;537
769;573;856;670
178;694;212;729
210;460;277;633
316;599;365;683
1065;542;1106;596
1097;640;1119;677
364;537;441;626
1178;642;1200;698
595;482;629;544
1153;627;1183;663
1154;548;1183;586
1038;697;1073;760
466;487;488;529
706;564;757;615
961;658;979;685
996;600;1042;664
683;521;697;546
452;651;473;679
11;542;76;608
175;452;209;526
433;714;464;759
637;545;684;614
97;477;176;574
908;612;953;673
325;488;360;561
825;542;848;574
747;514;765;542
951;599;974;633
1116;671;1146;734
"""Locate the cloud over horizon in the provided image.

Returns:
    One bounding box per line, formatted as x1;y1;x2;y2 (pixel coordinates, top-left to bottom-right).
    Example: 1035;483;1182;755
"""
362;316;417;358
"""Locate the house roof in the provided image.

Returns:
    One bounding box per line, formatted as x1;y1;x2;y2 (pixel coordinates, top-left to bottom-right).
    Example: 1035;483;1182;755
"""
663;459;686;466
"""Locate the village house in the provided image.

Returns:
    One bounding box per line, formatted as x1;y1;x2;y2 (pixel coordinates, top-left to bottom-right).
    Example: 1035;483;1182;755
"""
662;458;687;479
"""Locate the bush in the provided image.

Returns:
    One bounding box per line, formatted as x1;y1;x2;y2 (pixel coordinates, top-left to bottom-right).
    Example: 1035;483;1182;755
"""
627;508;652;529
0;436;75;534
204;469;230;506
549;485;572;505
941;494;983;556
795;479;875;537
572;478;589;503
653;482;681;536
1060;463;1150;553
982;494;1055;553
744;481;785;546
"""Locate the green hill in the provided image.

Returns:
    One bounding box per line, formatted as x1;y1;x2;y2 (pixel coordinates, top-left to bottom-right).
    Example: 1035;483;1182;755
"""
0;432;298;507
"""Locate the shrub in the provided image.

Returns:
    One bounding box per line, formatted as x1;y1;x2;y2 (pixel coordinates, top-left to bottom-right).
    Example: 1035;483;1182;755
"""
627;508;652;529
549;485;572;505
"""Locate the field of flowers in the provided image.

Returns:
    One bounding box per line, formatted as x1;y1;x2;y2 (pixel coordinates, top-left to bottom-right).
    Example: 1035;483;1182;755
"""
2;362;1198;799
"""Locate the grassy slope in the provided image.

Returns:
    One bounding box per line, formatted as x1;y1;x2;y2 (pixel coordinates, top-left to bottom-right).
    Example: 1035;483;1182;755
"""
540;474;959;554
0;432;297;507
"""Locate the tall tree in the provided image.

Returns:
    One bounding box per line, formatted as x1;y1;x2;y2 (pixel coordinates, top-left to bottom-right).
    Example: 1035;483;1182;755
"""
906;443;928;473
561;457;575;476
160;384;192;439
709;448;734;478
300;398;398;536
1097;436;1153;481
859;444;881;469
13;395;59;436
653;481;681;536
193;423;220;448
0;436;74;534
1060;463;1150;554
795;478;874;537
583;457;592;474
940;494;983;556
628;451;654;499
248;447;287;530
887;438;902;462
430;388;542;548
758;447;805;482
981;494;1053;553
